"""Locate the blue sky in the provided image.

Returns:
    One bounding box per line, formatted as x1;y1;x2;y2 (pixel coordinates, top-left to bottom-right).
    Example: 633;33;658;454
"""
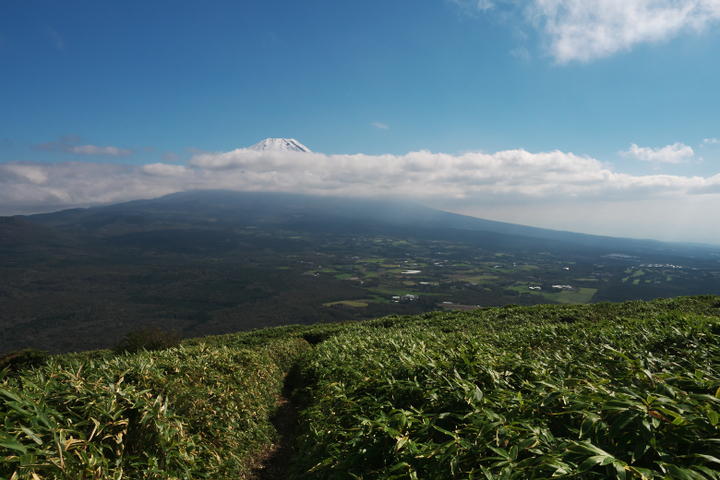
2;0;720;244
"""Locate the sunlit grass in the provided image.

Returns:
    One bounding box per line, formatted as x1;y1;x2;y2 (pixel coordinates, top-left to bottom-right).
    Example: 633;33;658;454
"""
3;295;719;479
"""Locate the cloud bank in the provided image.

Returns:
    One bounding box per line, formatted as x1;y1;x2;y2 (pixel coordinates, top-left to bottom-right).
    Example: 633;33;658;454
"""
2;146;719;204
2;146;720;242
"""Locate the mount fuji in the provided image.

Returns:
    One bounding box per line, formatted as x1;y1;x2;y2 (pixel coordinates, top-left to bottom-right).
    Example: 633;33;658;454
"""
248;138;311;153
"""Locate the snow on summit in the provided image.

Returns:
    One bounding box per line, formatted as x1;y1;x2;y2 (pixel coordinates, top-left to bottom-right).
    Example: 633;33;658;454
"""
249;138;311;153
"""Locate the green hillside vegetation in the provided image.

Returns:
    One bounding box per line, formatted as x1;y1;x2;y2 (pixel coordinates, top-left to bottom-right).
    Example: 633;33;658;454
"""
2;295;720;479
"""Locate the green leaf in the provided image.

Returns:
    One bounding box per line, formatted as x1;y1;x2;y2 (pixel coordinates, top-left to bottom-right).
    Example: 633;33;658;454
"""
605;399;640;411
707;409;719;426
691;394;720;404
567;440;614;458
0;432;27;454
498;466;511;480
487;446;511;460
608;410;639;439
631;442;650;463
480;465;495;480
20;426;43;445
580;413;601;439
682;454;720;466
663;463;703;480
693;465;720;480
628;466;654;480
389;461;410;472
614;460;627;480
509;444;518;462
577;455;607;474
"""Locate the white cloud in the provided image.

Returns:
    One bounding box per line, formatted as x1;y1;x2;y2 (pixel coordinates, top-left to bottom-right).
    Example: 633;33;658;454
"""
2;163;50;185
4;147;720;210
0;161;183;209
3;146;720;242
456;0;720;63
141;163;188;176
527;0;720;63
703;138;719;145
373;122;390;130
620;142;694;163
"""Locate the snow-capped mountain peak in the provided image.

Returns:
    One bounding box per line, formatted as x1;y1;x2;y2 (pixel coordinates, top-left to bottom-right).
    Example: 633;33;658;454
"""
248;138;311;153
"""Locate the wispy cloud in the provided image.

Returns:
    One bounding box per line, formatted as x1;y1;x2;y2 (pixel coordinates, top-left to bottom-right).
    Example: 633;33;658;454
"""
703;138;719;146
67;145;134;156
528;0;720;63
510;46;530;60
455;0;720;63
620;143;694;164
450;0;496;14
33;136;134;157
161;151;180;162
372;122;390;130
184;146;213;155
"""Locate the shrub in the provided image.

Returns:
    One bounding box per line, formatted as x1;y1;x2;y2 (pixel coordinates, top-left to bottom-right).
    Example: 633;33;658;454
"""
114;326;182;354
0;348;49;378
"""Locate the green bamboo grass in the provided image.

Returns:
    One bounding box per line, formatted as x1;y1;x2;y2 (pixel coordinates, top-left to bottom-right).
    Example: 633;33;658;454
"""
290;303;720;479
1;339;310;479
2;295;719;479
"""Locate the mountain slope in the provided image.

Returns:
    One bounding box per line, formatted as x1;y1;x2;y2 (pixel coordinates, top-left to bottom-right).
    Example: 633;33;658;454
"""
24;190;718;258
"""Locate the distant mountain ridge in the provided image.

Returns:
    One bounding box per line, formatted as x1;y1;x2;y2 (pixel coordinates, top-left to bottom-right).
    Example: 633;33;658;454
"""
19;190;720;258
248;138;311;153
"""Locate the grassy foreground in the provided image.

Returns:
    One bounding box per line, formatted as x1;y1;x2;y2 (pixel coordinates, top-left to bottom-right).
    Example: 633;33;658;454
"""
2;295;720;479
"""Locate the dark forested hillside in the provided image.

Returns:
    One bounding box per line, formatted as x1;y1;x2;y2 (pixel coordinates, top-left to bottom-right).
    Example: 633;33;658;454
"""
1;190;719;354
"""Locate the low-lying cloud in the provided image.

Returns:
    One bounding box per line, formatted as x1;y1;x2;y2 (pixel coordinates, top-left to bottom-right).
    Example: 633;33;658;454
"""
2;146;719;205
184;147;720;199
3;146;720;242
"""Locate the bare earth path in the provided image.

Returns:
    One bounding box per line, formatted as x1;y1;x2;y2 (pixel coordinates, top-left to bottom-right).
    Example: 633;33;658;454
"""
244;391;298;480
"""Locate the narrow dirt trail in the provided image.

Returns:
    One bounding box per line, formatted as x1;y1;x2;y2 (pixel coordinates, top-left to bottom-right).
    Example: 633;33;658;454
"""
244;392;298;480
